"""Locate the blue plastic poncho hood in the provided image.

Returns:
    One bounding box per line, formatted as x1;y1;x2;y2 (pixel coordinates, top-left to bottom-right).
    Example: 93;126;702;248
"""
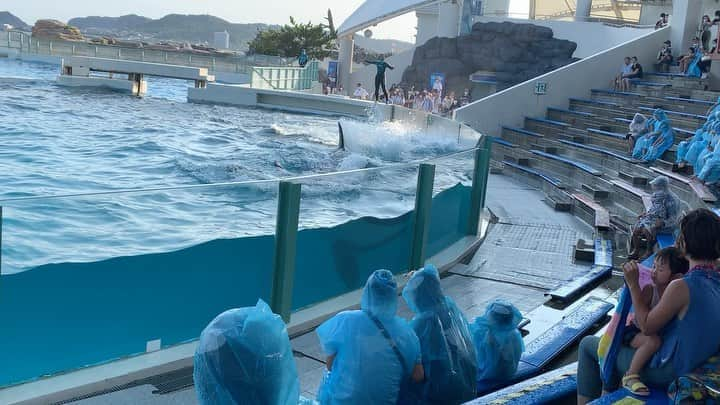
402;264;445;314
653;109;668;122
361;269;398;319
399;265;478;403
193;299;300;405
471;300;525;381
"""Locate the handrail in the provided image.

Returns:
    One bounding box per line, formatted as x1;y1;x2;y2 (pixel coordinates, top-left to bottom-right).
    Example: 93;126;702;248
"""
0;146;479;204
250;60;319;90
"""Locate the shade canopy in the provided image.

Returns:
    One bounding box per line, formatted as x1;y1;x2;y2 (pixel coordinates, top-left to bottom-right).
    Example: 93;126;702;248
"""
337;0;443;37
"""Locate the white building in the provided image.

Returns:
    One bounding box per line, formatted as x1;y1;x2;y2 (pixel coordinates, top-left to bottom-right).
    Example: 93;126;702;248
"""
213;31;230;50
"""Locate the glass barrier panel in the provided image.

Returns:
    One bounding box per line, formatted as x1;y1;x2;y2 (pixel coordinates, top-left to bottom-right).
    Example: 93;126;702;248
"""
426;148;476;260
293;164;419;310
0;182;279;387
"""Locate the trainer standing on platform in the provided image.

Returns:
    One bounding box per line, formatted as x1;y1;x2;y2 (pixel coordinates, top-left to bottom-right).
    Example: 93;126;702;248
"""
366;56;394;103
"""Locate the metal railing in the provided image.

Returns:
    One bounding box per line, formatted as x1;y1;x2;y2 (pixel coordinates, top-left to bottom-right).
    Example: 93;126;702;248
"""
0;30;290;74
250;60;319;90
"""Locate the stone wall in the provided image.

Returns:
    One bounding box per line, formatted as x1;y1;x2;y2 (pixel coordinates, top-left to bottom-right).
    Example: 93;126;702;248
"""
402;22;578;95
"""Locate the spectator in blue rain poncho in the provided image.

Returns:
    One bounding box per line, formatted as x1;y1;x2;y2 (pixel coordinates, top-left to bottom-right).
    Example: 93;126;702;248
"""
684;114;719;173
694;121;720;175
471;300;525;381
193;299;301;405
398;265;478;404
697;150;720;186
316;269;424;405
633;109;674;162
675;117;715;174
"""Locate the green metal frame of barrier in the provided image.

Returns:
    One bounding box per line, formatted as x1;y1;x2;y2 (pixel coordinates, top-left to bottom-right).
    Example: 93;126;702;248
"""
270;181;301;322
468;136;492;236
409;163;437;271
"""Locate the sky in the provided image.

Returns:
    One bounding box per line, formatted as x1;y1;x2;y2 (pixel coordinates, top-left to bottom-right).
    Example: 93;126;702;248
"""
10;0;528;43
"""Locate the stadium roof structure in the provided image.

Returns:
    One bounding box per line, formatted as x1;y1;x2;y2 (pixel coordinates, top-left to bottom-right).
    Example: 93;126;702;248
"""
337;0;442;37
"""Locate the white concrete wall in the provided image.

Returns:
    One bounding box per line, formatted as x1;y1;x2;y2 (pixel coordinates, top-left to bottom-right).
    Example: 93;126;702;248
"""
454;27;669;136
349;48;415;92
475;16;655;58
416;11;439;46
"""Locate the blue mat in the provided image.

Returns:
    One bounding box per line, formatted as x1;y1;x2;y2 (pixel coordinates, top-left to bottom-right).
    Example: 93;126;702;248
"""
476;297;613;395
472;363;578;404
548;239;613;302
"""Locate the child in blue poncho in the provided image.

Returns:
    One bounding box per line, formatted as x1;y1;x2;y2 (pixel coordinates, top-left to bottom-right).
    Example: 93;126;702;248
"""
471;300;525;381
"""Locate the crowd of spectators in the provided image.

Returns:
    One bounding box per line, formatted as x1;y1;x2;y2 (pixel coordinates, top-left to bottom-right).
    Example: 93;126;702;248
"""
346;82;473;117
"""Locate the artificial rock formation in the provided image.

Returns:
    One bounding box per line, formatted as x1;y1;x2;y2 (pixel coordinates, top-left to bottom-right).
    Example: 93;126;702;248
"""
32;19;85;41
402;22;578;93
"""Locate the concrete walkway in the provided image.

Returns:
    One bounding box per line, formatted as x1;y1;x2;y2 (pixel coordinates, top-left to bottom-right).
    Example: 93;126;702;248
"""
66;174;597;404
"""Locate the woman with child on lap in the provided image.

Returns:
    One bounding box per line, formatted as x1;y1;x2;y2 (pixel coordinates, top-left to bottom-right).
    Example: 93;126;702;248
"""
577;209;720;404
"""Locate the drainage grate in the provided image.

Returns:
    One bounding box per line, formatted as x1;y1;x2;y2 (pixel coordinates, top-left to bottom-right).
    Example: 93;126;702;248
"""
51;366;195;404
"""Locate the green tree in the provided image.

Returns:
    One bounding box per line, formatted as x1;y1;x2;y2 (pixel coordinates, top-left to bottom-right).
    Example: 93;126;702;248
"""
247;17;334;59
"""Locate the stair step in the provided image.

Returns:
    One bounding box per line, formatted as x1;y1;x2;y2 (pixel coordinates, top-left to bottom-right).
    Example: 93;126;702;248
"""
618;171;648;187
582;183;610;200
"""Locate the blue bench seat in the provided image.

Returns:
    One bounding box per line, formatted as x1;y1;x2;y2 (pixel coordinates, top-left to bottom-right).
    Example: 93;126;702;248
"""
569;97;619;107
525;117;571;127
559;140;635;163
530;149;603;176
502;160;564;188
547;239;613;302
591;88;643;97
646;72;692;78
587;128;627;140
502;126;543;138
638;106;707;120
665;96;714;105
628;79;671;87
476;297;613;396
471;363;578;404
547;107;595;117
491;136;517;148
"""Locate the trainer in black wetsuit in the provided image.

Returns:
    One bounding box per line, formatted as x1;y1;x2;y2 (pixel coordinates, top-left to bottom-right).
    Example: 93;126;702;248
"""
366;58;394;102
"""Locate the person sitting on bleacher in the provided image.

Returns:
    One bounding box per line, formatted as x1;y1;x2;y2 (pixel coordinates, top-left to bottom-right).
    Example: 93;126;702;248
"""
577;209;720;405
628;176;681;260
621;56;643;92
316;269;424;405
620;248;689;396
470;300;525;382
674;118;716;174
613;57;632;91
398;265;477;404
193;299;302;405
632;109;674;162
678;47;697;74
627;113;649;153
694;120;720;175
676;114;719;174
696;150;720;191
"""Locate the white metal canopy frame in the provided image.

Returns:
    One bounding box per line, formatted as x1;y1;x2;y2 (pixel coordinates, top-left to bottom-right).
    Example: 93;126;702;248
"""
337;0;446;37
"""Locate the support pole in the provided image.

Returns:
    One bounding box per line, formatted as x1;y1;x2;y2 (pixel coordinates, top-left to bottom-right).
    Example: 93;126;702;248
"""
467;137;491;235
271;181;301;322
409;163;436;271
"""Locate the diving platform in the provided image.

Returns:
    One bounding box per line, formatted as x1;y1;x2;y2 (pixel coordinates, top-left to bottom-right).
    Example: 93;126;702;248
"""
57;56;215;96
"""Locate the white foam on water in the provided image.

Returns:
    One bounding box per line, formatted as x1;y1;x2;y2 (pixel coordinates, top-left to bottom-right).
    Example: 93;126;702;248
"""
338;115;479;162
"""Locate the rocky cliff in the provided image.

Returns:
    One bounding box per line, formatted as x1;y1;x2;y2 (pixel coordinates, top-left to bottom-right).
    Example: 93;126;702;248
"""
402;22;578;93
